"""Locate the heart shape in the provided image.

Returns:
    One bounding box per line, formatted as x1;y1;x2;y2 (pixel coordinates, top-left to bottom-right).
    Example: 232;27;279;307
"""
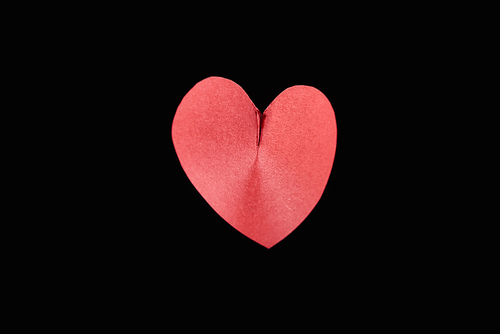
172;77;337;248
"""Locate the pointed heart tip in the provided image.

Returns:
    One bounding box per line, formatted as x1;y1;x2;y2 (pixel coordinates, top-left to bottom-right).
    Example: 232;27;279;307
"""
255;237;283;249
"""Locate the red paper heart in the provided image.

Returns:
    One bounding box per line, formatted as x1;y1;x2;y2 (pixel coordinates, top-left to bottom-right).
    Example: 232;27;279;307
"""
172;77;337;248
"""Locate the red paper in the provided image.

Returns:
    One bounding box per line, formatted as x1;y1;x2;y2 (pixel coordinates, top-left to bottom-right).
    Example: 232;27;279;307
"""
172;77;337;248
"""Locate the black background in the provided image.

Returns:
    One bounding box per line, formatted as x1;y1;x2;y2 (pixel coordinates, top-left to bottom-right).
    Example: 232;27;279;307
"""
13;4;480;325
47;8;453;306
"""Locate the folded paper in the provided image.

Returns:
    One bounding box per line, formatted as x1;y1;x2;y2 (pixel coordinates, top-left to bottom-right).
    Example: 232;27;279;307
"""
172;77;337;248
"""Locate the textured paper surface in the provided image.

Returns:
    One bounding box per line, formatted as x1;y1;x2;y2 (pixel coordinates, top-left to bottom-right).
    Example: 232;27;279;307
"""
172;77;337;248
